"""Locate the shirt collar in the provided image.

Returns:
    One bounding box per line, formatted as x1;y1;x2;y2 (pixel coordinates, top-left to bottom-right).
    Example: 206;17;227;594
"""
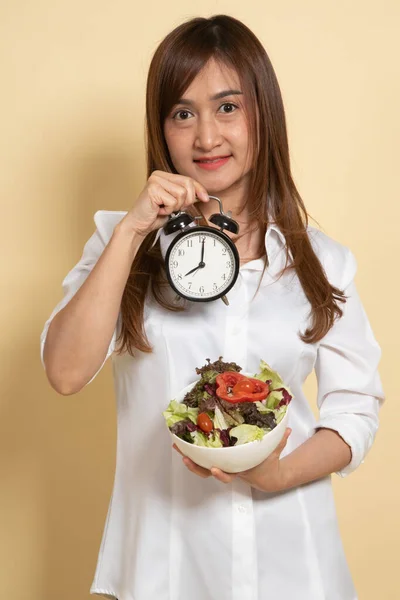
239;221;288;275
266;221;287;247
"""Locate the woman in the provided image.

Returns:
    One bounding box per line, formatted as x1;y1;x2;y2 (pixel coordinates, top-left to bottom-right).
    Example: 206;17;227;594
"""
41;14;385;600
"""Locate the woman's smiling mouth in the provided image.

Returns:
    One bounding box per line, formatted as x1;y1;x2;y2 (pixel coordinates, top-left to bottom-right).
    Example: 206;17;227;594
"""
194;156;231;170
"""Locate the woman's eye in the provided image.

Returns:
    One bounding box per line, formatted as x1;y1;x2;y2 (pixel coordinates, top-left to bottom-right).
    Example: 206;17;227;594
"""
219;102;237;114
173;110;193;121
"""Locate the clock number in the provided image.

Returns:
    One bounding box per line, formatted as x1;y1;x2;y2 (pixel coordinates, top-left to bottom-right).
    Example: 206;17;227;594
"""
178;249;185;256
177;273;182;280
199;236;206;243
222;273;226;281
187;240;193;247
172;260;178;268
213;239;217;247
188;282;192;289
222;248;227;255
226;260;231;268
213;283;218;291
199;286;205;293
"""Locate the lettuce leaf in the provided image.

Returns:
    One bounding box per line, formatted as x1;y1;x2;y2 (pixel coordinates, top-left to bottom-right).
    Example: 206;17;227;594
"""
229;424;265;445
163;400;199;428
206;431;224;448
213;405;229;430
254;401;275;414
190;430;223;448
254;359;284;388
189;430;208;446
275;405;288;424
266;390;285;409
220;407;245;426
254;360;293;404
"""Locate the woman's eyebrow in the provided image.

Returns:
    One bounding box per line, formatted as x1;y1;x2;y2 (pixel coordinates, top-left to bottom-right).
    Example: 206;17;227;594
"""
176;89;243;106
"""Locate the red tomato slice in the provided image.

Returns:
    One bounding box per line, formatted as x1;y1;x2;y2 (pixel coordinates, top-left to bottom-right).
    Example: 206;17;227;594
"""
215;372;270;403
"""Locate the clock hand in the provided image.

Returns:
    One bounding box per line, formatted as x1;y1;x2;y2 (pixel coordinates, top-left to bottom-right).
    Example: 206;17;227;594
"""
200;239;205;265
184;265;201;277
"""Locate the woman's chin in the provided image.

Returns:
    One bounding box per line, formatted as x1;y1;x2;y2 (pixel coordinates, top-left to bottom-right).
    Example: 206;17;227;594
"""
183;165;248;196
207;181;244;196
195;177;240;195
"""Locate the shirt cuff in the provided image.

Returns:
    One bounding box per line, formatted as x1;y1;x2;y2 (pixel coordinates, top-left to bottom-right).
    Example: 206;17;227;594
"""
308;412;377;478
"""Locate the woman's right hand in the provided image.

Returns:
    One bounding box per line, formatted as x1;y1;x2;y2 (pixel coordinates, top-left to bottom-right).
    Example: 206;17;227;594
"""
119;170;210;238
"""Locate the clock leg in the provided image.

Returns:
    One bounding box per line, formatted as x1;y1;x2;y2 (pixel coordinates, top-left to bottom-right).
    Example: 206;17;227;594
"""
221;295;229;306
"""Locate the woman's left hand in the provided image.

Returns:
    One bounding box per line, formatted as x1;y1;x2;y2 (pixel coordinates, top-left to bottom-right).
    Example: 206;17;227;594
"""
173;427;292;493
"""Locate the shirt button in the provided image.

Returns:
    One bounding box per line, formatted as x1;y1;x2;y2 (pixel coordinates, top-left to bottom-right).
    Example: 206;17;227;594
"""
238;504;246;513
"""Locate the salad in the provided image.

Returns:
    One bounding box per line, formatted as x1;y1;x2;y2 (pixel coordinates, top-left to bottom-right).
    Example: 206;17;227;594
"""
163;357;293;448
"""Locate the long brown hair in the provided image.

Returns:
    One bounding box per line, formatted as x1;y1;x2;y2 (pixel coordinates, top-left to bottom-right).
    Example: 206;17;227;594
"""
117;14;347;355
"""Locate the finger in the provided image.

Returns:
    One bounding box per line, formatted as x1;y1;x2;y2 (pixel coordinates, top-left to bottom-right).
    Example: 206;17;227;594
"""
172;443;184;457
183;456;211;478
191;178;209;203
171;179;196;210
182;180;197;209
210;467;236;484
146;182;181;216
155;171;209;203
157;191;185;215
274;427;292;456
150;176;188;212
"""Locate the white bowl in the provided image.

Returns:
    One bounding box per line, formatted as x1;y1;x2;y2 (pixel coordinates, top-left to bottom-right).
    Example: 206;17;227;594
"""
170;372;290;473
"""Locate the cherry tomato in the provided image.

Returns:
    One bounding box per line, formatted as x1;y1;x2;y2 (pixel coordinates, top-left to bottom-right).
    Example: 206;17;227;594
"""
232;379;256;395
197;412;214;433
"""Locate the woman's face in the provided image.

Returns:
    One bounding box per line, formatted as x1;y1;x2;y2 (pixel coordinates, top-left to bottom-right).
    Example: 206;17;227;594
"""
163;58;255;198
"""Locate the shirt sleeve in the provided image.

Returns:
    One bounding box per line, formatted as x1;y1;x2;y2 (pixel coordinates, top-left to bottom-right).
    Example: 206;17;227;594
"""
308;248;385;477
40;226;120;387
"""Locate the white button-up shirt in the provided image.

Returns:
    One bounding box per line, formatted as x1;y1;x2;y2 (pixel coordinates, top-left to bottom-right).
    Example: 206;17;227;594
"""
40;211;385;600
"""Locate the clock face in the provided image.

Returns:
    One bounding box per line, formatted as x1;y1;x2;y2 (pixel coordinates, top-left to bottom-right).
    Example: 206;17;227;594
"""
165;227;239;301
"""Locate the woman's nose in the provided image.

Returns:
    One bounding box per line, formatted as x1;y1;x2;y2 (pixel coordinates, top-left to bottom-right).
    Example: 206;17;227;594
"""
194;117;223;151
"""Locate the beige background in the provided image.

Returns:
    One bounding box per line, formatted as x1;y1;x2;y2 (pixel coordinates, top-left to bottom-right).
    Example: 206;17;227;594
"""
1;1;398;599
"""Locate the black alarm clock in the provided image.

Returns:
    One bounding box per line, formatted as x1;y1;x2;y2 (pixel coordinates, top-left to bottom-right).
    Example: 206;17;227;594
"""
164;196;240;305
